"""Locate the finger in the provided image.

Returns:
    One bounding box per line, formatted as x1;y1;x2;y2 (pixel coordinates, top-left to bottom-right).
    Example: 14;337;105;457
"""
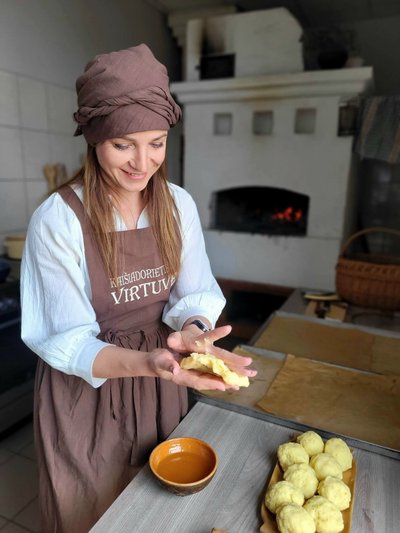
205;346;257;377
176;369;234;392
208;344;254;367
197;325;232;345
157;354;181;375
167;332;184;351
225;365;258;378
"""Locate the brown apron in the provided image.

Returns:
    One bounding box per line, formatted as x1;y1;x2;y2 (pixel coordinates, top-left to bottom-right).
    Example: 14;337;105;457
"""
33;186;188;533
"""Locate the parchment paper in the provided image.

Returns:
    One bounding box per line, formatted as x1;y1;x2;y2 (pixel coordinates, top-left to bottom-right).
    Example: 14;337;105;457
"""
257;354;400;451
254;314;400;376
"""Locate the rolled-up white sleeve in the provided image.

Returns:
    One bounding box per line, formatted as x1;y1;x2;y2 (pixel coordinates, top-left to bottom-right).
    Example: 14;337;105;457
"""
162;185;226;331
21;193;111;388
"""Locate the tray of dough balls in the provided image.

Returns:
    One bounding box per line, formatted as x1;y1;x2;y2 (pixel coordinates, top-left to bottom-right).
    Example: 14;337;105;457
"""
260;430;355;533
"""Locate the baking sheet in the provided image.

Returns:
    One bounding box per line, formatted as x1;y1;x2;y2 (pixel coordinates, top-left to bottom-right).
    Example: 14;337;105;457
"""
194;345;400;458
253;313;400;376
257;354;400;451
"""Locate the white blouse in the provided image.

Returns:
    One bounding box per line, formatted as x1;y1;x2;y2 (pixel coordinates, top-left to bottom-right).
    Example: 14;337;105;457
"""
21;183;225;388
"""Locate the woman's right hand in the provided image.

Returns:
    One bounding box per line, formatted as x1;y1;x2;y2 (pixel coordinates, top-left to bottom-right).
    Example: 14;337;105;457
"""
147;348;237;392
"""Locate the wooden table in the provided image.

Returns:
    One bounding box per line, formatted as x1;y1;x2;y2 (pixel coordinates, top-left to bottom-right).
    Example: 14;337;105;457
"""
90;402;400;533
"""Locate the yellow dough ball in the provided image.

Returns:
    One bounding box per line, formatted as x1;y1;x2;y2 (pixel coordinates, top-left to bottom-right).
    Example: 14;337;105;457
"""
304;496;344;533
310;453;343;481
324;438;353;472
265;481;305;514
297;431;325;457
278;442;309;471
180;353;250;387
283;463;319;499
318;476;351;511
276;504;316;533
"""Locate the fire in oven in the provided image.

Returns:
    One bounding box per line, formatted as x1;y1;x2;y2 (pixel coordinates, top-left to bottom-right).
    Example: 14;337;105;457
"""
210;186;309;236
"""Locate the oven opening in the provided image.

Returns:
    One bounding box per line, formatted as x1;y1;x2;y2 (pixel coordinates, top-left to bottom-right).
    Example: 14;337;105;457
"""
210;186;309;236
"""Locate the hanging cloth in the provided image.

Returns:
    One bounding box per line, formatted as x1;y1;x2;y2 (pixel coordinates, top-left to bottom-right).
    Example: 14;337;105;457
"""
354;96;400;164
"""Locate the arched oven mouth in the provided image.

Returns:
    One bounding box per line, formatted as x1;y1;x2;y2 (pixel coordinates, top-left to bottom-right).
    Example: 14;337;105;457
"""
210;186;309;236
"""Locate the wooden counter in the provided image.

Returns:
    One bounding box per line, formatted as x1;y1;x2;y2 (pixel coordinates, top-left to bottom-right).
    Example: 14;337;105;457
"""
90;402;400;533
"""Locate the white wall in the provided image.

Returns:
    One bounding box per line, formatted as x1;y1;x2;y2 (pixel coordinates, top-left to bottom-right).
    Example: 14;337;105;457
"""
0;0;181;248
0;0;181;86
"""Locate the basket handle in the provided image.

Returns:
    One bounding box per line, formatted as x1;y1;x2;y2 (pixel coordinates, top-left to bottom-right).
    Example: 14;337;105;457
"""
340;226;400;257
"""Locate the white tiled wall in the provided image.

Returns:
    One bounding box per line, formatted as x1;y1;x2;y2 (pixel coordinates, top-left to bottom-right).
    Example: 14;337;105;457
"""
0;70;86;251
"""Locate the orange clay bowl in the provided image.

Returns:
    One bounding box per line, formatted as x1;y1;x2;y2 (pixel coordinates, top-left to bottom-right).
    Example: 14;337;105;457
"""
149;437;218;496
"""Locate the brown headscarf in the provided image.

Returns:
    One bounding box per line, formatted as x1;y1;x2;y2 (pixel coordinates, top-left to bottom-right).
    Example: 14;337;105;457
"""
73;44;181;144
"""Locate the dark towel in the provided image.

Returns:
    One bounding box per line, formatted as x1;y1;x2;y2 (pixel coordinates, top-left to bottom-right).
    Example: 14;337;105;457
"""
354;96;400;164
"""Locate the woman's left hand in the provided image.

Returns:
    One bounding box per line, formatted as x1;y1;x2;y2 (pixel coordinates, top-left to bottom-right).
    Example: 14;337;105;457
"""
167;325;257;379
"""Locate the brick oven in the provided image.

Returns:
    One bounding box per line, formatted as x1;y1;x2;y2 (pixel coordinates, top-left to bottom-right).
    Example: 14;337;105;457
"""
171;8;373;291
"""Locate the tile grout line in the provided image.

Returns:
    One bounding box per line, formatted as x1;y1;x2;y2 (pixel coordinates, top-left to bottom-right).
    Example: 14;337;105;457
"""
11;494;38;531
0;427;38;532
0;449;36;466
0;490;38;532
0;518;35;532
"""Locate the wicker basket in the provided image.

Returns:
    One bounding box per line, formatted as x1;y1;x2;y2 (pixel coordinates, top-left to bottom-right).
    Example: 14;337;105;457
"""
335;227;400;310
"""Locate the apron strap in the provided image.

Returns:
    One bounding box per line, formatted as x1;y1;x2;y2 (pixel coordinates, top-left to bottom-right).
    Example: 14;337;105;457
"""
57;185;109;304
58;185;89;229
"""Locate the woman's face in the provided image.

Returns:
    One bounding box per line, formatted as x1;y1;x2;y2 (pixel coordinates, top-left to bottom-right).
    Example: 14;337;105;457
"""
95;130;167;197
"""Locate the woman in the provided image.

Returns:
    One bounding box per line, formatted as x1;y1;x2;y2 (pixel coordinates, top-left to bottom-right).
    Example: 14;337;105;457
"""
21;44;256;533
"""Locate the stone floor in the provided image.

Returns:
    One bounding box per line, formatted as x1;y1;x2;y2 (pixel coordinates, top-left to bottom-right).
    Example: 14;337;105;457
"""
0;419;38;533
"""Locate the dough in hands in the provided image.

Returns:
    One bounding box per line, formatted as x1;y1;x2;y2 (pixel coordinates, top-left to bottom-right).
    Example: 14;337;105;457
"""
180;352;250;387
276;504;316;533
304;495;344;533
297;431;325;456
324;438;353;472
277;442;309;471
318;476;351;511
310;453;343;481
283;463;319;499
265;481;305;514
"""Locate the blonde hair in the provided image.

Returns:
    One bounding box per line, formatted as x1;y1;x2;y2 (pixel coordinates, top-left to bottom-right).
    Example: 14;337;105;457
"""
61;145;182;279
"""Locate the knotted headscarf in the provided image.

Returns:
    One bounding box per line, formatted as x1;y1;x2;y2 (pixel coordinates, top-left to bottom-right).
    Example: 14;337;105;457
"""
73;44;181;144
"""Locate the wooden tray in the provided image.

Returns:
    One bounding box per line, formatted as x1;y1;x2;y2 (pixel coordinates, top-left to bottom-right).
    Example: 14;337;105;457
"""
260;460;357;533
